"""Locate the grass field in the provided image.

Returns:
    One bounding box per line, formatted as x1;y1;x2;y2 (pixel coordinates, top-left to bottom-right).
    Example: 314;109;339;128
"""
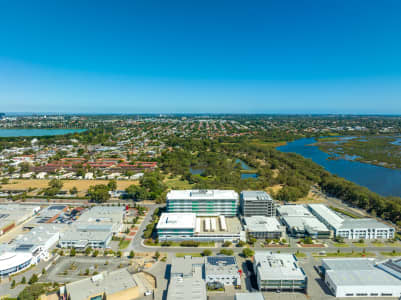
176;253;203;257
380;251;401;257
163;175;193;190
313;251;375;258
333;243;349;247
0;179;139;197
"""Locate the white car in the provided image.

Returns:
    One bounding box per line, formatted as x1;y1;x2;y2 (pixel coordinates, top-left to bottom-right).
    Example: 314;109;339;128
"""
144;290;153;296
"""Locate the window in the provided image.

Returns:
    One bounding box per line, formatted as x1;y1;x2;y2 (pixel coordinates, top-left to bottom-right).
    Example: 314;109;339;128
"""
345;294;354;296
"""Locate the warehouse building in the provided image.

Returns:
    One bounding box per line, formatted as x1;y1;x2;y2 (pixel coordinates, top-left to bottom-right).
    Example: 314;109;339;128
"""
24;205;68;229
277;205;330;238
157;213;245;242
60;269;139;300
59;206;125;249
321;258;401;297
0;204;40;235
253;252;307;292
240;191;275;217
166;190;239;216
205;256;241;287
308;204;394;239
168;255;206;300
244;216;285;239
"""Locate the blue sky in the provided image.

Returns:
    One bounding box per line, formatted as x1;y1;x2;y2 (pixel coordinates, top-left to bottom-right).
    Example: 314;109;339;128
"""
1;0;401;114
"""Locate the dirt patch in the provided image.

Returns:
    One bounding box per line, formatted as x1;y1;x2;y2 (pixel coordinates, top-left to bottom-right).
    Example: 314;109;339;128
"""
1;179;139;197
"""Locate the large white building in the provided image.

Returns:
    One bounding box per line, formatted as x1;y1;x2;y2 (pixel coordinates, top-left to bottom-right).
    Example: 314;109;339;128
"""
308;204;394;239
253;252;307;292
157;213;245;242
205;256;241;287
166;190;239;216
59;206;125;249
277;205;330;238
321;258;401;298
244;216;285;239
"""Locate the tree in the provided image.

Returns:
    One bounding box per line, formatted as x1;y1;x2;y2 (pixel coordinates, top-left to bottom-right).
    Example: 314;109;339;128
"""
41;268;46;275
49;179;63;189
70;248;76;256
92;250;99;257
85;247;92;256
155;251;160;260
129;250;135;258
11;279;16;288
116;251;122;258
28;274;38;284
222;241;232;247
202;249;212;256
219;249;234;256
107;180;117;191
88;184;110;203
21;276;26;284
242;248;254;258
70;186;78;195
237;240;246;247
19;162;30;173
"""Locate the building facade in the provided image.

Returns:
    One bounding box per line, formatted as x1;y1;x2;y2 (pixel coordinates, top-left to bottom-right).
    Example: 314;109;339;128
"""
253;252;307;292
166;190;239;216
308;204;395;240
205;256;241;287
240;191;275;217
244;216;285;239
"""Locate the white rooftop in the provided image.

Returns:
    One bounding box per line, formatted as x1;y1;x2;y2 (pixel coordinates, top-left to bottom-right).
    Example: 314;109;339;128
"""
245;216;283;232
167;190;238;200
308;204;344;229
277;205;312;217
254;252;306;281
157;213;196;230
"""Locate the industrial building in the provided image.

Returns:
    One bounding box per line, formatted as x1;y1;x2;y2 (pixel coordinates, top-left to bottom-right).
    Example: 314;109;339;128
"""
59;206;125;249
321;258;401;297
0;204;40;235
170;256;205;278
166;189;239;216
308;204;395;239
244;216;285;239
253;251;307;292
24;205;68;229
167;255;207;300
157;213;245;242
205;256;241;287
277;205;330;238
240;191;275;217
60;269;139;300
0;223;63;277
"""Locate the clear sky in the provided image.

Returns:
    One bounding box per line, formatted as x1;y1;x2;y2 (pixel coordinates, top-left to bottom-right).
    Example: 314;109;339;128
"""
1;0;401;114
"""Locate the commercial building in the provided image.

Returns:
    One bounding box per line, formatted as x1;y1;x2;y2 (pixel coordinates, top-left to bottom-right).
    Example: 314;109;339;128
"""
0;204;40;235
205;256;241;287
24;205;68;229
240;191;275;217
170;256;205;278
157;213;197;240
0;249;33;278
0;223;63;277
168;255;207;300
157;213;245;242
253;251;307;292
167;277;207;300
59;206;125;249
277;205;330;238
308;204;394;239
60;269;139;300
166;190;239;216
244;216;285;239
321;258;401;297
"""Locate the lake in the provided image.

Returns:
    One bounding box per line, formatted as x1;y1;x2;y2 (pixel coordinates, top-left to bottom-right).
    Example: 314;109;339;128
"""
0;129;86;137
277;138;401;197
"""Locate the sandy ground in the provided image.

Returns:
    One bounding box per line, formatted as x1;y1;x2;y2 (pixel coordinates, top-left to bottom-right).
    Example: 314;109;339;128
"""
1;179;139;197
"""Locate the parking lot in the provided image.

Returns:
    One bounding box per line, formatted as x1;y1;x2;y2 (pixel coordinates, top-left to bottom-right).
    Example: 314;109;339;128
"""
41;256;132;283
